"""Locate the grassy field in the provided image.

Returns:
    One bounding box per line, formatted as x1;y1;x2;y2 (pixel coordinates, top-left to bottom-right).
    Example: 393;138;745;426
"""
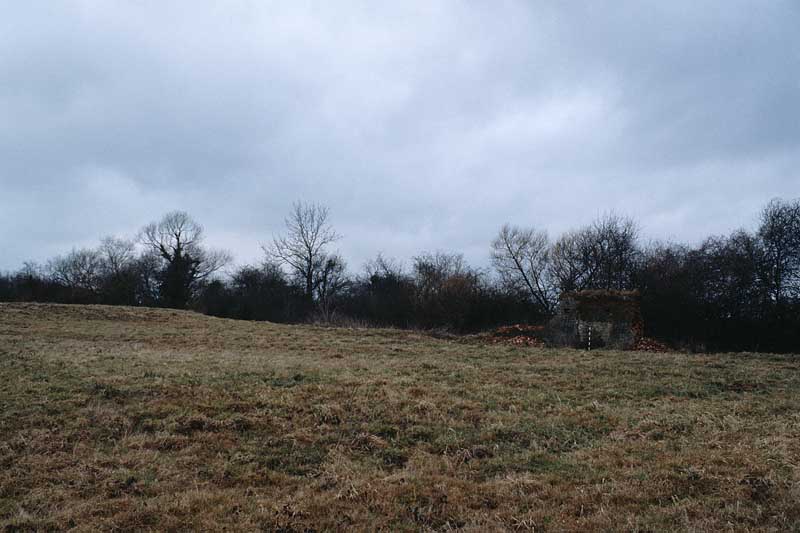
1;303;799;531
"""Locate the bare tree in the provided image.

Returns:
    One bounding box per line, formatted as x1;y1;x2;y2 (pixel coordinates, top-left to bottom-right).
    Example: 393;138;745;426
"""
96;236;144;305
140;211;231;308
135;250;165;306
264;202;341;302
412;251;470;298
550;213;640;292
491;224;556;314
758;198;800;304
549;230;592;292
589;213;640;290
98;236;136;277
141;211;201;262
19;261;44;280
48;248;104;295
314;253;349;321
364;253;405;281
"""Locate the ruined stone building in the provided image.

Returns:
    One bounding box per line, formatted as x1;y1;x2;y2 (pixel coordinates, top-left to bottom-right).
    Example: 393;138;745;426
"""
547;290;642;350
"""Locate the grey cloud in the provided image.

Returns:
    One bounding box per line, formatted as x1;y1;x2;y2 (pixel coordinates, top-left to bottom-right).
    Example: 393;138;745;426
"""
1;1;798;272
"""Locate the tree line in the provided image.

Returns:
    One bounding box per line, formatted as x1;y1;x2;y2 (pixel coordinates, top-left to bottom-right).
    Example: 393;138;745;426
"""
1;198;799;352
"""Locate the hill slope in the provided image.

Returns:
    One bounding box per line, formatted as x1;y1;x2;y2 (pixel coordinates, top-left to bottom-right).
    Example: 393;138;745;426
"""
1;303;799;531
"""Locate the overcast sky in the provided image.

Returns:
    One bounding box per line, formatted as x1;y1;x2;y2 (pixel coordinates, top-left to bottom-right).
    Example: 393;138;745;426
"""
1;1;798;273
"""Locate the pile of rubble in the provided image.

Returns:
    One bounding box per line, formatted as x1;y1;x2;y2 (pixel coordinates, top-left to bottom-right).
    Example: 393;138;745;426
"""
484;324;546;348
632;336;670;352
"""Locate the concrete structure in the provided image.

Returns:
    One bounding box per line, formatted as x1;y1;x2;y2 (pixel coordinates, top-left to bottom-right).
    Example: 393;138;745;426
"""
546;290;642;350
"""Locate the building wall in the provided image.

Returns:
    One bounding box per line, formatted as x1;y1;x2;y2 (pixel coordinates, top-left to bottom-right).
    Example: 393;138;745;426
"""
546;291;641;350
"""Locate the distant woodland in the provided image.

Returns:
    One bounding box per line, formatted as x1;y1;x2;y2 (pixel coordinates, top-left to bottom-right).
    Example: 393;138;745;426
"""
2;198;799;353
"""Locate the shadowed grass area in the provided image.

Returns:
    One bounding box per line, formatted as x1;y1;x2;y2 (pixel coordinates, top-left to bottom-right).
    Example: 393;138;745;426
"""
1;302;799;531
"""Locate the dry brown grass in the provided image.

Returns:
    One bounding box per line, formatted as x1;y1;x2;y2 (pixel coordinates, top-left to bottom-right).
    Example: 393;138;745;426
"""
1;302;799;532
